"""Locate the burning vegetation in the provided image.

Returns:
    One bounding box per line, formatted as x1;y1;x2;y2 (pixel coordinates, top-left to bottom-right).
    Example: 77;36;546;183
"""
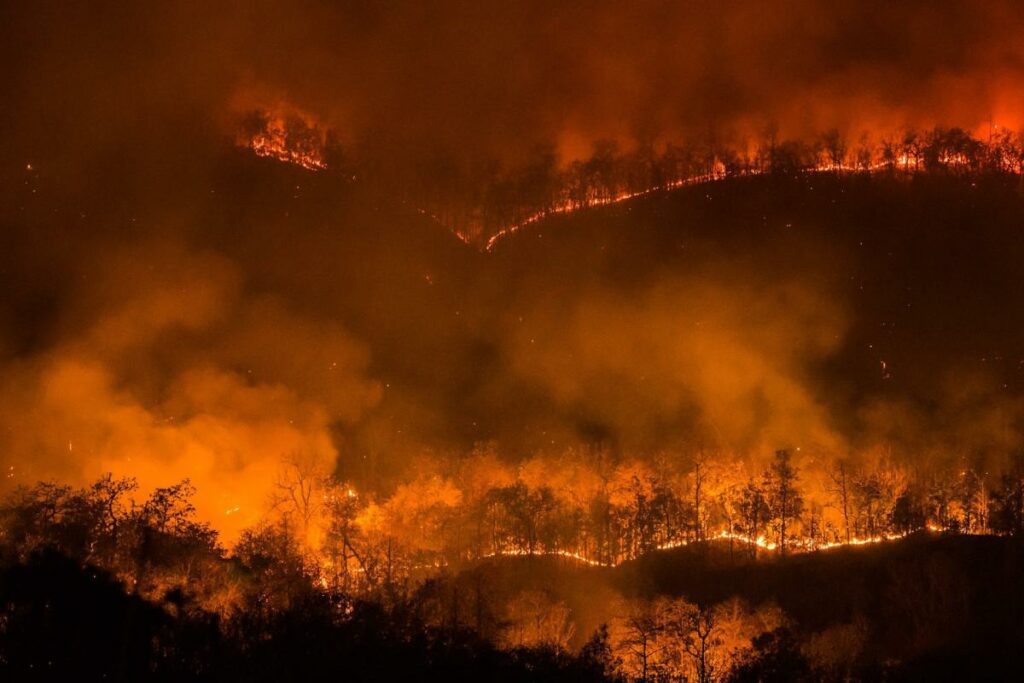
7;0;1024;680
3;447;1024;679
237;116;1024;249
7;133;1024;678
240;110;329;171
7;139;1024;678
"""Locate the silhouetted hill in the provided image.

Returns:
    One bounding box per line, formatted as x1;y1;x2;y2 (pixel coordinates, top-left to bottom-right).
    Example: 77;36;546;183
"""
458;532;1024;679
486;172;1024;455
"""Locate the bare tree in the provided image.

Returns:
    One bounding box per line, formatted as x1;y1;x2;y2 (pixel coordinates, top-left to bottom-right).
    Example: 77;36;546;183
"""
270;451;329;542
615;600;667;681
667;602;719;683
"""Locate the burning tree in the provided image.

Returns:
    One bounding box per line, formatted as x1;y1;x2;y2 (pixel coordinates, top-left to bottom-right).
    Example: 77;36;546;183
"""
763;450;804;555
240;109;328;171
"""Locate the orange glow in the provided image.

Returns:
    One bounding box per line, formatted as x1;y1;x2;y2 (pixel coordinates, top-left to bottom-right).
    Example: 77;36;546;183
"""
242;112;327;170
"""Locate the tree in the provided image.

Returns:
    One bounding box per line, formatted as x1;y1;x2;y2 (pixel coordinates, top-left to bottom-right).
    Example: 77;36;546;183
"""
854;133;875;171
891;485;927;534
827;460;853;542
927;476;957;531
730;628;810;681
736;480;770;557
619;473;657;557
235;519;315;613
516;145;560;218
820;129;848;171
136;480;198;535
86;474;137;562
880;137;899;171
852;471;885;538
691;454;710;542
323;483;370;592
270;451;330;545
613;600;667;681
0;481;78;561
676;603;720;683
501;590;576;650
769;140;811;176
802;619;867;681
622;140;660;194
586;140;621;202
578;624;622;680
924;127;984;173
901;129;923;171
485;482;536;553
128;480;220;598
955;468;987;533
990;455;1024;536
763;450;803;555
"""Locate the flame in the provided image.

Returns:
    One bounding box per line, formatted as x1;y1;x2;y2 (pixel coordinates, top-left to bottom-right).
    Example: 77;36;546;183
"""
471;527;931;570
242;113;327;171
484;165;727;252
234;118;1014;250
480;154;950;252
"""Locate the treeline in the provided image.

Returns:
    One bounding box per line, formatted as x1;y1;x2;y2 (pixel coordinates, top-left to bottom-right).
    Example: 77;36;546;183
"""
0;478;615;681
3;454;1024;681
316;448;1024;591
0;475;620;680
8;448;1023;597
399;126;1024;243
239;113;1024;244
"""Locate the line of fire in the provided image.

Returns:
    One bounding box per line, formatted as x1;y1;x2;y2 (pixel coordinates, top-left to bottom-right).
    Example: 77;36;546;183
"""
6;2;1024;681
239;110;1024;249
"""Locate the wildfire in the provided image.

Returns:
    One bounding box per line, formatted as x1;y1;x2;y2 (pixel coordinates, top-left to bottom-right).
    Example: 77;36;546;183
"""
242;111;327;171
481;547;610;568
475;527;922;569
484;166;727;252
235;119;1017;251
479;152;962;252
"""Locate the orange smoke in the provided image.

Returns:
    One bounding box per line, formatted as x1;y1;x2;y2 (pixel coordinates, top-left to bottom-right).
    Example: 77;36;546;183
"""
0;241;381;544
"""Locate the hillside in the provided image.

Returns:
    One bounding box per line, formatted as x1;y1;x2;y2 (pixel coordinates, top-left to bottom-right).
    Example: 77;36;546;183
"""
450;533;1024;679
481;172;1024;456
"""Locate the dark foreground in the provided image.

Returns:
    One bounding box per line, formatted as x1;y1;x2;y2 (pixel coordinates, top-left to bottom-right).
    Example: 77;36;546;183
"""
2;534;1022;681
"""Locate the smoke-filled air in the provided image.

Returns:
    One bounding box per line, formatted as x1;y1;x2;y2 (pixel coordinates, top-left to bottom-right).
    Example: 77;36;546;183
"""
3;2;1024;681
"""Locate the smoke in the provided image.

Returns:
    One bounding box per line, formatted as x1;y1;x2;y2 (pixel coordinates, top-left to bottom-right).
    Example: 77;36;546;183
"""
5;1;1024;174
3;1;1024;539
0;240;381;541
502;275;847;456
